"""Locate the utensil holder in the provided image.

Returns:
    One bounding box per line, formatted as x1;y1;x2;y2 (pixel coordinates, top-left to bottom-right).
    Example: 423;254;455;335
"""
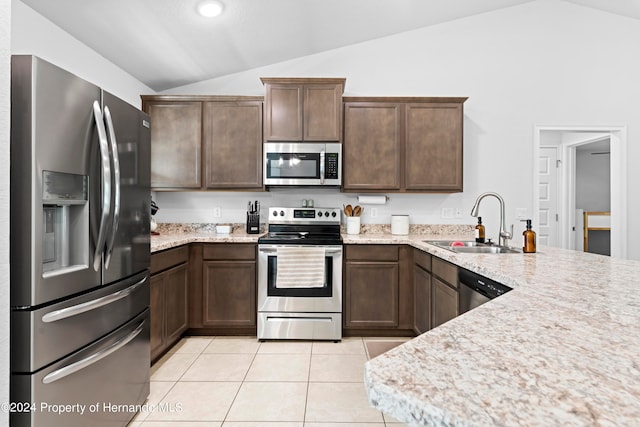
246;212;260;234
346;216;361;235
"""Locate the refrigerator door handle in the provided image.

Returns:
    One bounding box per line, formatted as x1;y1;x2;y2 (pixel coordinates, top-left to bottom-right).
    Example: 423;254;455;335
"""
103;105;121;268
41;277;147;323
42;320;145;384
92;100;112;271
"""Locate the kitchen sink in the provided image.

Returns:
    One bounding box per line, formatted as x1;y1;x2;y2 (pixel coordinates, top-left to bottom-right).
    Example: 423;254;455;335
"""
424;240;520;254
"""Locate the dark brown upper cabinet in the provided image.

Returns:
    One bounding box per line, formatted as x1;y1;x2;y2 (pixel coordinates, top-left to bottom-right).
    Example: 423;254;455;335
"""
143;99;203;190
141;95;264;191
261;77;346;142
343;97;467;193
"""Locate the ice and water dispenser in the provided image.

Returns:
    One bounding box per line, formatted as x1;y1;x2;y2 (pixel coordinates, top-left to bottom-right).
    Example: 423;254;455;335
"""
41;171;89;276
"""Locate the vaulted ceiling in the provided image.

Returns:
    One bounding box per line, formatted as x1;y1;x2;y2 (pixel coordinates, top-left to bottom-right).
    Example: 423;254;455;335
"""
19;0;640;91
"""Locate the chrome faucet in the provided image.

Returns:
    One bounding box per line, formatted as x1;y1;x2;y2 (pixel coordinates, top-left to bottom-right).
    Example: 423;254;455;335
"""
470;192;513;247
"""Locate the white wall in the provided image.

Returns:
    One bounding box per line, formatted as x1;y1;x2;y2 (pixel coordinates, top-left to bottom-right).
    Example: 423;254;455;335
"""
10;0;154;108
0;0;11;420
157;0;640;259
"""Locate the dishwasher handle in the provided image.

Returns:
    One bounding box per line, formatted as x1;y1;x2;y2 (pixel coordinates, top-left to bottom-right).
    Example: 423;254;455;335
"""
458;269;512;300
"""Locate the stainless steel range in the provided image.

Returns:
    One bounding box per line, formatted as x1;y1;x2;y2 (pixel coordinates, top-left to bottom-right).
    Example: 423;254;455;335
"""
258;207;343;341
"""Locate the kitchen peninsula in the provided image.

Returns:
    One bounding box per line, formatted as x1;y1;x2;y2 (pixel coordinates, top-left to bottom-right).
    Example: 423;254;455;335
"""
150;226;640;426
361;237;640;427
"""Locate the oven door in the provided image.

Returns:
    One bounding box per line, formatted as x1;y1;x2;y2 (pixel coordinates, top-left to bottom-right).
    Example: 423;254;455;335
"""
258;244;342;313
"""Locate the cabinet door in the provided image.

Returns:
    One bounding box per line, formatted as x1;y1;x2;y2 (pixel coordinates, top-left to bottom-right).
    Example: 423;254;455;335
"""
304;84;343;142
343;102;402;191
202;261;256;327
164;263;189;346
432;277;458;328
263;84;303;141
146;101;202;189
413;264;431;334
203;101;263;189
149;274;165;361
405;103;463;191
344;262;399;328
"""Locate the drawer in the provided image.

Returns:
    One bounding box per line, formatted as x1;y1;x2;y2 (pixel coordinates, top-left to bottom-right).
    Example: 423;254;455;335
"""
413;249;431;272
432;257;457;288
203;243;256;260
345;245;398;261
151;246;188;274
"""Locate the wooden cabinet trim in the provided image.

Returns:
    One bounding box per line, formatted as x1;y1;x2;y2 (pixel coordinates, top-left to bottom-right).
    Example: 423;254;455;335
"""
345;244;399;261
432;257;458;289
202;244;256;261
151;246;189;275
343;96;467;103
413;249;432;272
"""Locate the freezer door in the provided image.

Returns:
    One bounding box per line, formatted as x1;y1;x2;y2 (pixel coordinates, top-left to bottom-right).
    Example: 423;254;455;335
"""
11;270;149;373
102;91;151;285
11;55;102;307
11;309;150;427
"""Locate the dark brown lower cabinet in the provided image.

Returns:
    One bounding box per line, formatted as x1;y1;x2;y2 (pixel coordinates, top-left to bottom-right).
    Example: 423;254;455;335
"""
343;245;413;335
150;247;189;362
193;244;257;334
431;258;459;328
413;249;432;334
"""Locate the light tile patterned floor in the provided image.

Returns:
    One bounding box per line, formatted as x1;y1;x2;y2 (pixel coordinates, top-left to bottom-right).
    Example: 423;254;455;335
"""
128;336;409;427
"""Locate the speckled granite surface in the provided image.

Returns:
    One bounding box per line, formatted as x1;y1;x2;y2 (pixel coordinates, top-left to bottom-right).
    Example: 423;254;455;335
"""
365;237;640;427
151;223;264;252
151;224;640;426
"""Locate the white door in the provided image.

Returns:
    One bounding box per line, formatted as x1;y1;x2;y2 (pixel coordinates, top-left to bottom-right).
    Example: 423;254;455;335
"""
538;147;559;247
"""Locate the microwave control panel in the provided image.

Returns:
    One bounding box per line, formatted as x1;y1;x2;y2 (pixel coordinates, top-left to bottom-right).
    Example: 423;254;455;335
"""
325;153;339;179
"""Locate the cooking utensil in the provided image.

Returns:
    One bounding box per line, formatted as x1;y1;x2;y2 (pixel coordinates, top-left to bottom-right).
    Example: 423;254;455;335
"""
344;204;353;216
353;205;362;216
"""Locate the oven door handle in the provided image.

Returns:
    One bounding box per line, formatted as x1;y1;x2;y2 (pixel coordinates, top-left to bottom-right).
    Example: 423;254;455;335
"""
258;247;342;255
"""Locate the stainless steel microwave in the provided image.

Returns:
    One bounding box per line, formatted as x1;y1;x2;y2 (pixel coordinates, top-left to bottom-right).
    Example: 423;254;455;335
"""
264;143;342;186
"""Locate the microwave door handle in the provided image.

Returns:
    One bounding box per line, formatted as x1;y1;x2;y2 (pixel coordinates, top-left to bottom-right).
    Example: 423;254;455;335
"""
103;105;120;268
92;100;111;272
320;150;325;184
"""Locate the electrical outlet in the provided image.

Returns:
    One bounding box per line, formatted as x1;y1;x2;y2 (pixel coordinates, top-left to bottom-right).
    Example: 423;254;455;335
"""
455;208;464;218
370;208;378;218
441;208;454;219
516;208;528;219
213;207;221;218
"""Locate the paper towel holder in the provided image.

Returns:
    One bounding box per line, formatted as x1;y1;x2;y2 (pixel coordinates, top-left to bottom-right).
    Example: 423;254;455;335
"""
357;195;388;205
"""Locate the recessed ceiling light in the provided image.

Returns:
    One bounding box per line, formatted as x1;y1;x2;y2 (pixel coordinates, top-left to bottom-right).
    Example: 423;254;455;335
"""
197;0;224;18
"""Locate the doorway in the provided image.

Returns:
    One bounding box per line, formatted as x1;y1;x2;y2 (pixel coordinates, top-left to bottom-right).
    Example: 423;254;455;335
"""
533;126;627;259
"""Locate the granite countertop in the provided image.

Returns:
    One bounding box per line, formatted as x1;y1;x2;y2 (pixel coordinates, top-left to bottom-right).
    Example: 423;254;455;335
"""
151;223;264;252
151;224;640;425
360;236;640;427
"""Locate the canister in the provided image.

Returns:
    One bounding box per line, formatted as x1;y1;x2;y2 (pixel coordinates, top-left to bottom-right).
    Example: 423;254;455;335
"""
391;215;409;235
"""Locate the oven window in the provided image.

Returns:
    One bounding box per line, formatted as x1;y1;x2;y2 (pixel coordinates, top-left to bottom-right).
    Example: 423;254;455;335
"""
266;153;320;179
267;255;333;297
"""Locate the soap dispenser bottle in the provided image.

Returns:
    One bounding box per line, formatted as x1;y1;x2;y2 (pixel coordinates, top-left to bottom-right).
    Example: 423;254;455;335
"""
522;219;536;253
475;217;485;243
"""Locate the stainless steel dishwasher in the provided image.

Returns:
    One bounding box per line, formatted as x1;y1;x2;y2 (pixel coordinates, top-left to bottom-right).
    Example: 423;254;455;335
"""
458;269;512;314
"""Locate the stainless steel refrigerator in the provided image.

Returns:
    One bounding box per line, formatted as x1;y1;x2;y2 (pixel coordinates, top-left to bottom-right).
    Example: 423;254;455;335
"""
10;55;151;427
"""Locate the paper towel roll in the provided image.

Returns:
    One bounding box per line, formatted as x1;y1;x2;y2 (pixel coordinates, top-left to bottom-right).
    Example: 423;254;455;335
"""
357;195;387;205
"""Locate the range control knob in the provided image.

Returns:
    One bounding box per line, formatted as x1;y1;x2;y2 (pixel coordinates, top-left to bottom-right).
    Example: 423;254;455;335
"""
331;211;337;217
279;210;285;216
318;211;323;217
324;211;330;217
272;211;278;217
